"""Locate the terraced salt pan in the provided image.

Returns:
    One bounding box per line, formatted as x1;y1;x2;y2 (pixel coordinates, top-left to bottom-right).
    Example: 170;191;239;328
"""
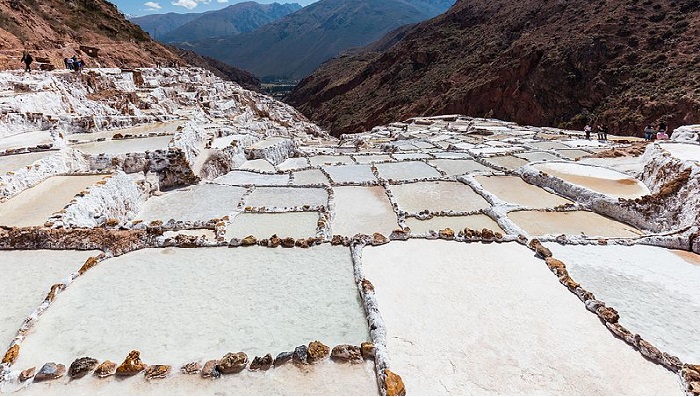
135;184;247;223
474;175;572;208
528;141;570;150
71;136;173;155
162;229;216;241
245;187;328;209
578;156;646;176
277;157;309;171
0;131;52;151
353;154;392;164
533;162;650;199
660;142;700;162
555;148;592;160
362;240;681;395
308;155;354;166
428;159;492;176
515;151;561;162
0;250;101;348
214;170;290;186
226;212;319;240
405;215;503;234
331;186;398;237
323;164;377;184
482;155;528;171
68;121;183;142
0;174;106;227
0;151;51;174
291;169;329;185
388;181;490;214
239;159;276;173
508;210;643;237
375;161;441;181
468;146;524;157
15;360;378;396
14;246;370;368
431;152;473;159
548;244;700;363
391;152;432;161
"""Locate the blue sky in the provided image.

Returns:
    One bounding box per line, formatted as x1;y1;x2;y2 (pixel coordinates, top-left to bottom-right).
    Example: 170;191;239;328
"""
112;0;317;16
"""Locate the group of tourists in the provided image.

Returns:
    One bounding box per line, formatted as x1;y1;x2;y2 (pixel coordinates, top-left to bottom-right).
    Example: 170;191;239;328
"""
584;124;609;141
64;55;86;72
644;121;668;141
584;121;669;141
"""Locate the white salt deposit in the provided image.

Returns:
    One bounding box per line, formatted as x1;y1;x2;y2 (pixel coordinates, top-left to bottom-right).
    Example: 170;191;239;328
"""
0;250;101;348
508;210;643;238
405;215;503;234
482;155;528;171
427;159;492;176
474;175;572;208
14;246;369;368
375;161;441;181
291;169;329;185
555;149;592;160
214;170;290;186
245;187;327;209
659;142;700;162
533;162;650;199
388;181;490;214
353;154;392;164
226;212;319;240
308;155;354;166
391;152;432;161
136;184;247;223
515;151;561;162
362;240;682;395
0;131;53;151
0;151;52;175
323;164;377;184
331;186;398;236
547;243;700;363
0;174;106;227
528;141;571;150
71;136;173;155
239;159;276;173
277;157;310;171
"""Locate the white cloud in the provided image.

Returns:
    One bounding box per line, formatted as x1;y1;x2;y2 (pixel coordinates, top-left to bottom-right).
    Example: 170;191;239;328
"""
217;0;229;3
171;0;213;9
144;1;162;10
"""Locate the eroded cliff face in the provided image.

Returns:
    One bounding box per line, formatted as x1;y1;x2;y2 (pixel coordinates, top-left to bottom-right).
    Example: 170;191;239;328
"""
287;0;700;136
0;0;181;69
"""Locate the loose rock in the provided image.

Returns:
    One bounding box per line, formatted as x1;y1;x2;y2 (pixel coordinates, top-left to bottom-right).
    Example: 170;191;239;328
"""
144;365;171;380
292;345;308;365
69;357;99;379
34;362;67;382
307;341;330;363
19;367;36;382
330;345;362;363
249;354;273;371
596;306;620;323
371;232;389;246
241;235;257;246
180;361;202;374
438;228;454;240
281;237;296;248
274;351;293;367
389;229;410;241
1;345;19;365
361;342;376;359
115;350;147;376
384;369;406;396
217;352;248;374
94;360;117;378
200;360;220;378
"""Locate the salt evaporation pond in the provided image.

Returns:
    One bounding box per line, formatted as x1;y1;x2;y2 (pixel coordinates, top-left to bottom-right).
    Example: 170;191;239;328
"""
239;159;276;173
67;121;183;142
14;246;370;368
353;154;392;164
375;161;441;181
547;244;700;363
245;187;327;209
0;131;53;151
331;186;398;237
528;141;571;150
482;155;528;171
0;151;52;174
388;181;490;214
214;170;290;186
71;135;173;155
136;184;247;223
226;212;319;240
427;159;492;176
555;149;592;160
323;164;377;184
291;169;329;185
405;215;503;234
15;361;379;396
0;174;106;227
162;229;217;241
475;175;572;208
362;240;682;395
660;142;700;162
0;250;101;348
277;157;310;171
308;155;354;166
515;151;561;162
508;210;643;238
533;162;650;199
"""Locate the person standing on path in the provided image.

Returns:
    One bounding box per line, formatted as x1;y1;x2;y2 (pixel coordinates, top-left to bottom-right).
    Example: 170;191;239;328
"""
644;124;655;141
584;124;592;140
20;52;33;72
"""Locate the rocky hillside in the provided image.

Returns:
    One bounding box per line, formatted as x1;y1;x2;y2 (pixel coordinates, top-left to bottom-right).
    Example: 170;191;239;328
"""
287;0;700;136
134;2;302;44
170;46;261;92
186;0;455;81
0;0;181;69
128;12;202;38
